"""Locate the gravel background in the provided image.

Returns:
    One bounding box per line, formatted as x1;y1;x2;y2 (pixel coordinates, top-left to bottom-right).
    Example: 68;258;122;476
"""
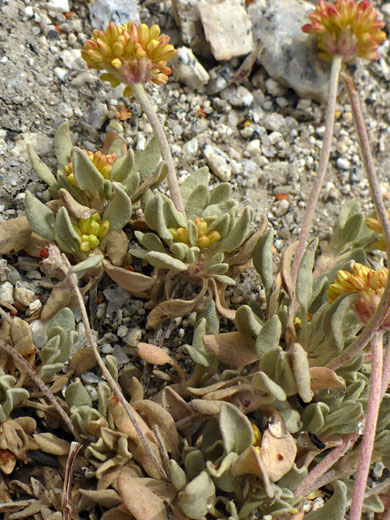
1;0;390;251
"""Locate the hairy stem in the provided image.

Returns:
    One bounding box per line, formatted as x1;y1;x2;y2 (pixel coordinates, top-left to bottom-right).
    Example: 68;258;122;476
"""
131;82;186;217
65;258;167;480
293;429;360;498
350;331;383;520
291;54;343;285
0;341;81;442
327;73;390;370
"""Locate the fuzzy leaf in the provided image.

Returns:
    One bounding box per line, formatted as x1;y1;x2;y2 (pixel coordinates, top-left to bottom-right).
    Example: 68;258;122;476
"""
144;195;174;242
253;228;274;296
27;144;57;187
54;207;81;253
58;189;93;220
220;207;252;252
208;182;232;205
235;305;263;338
103;182;132;230
134;135;161;181
185;185;209;221
207;213;230;237
25;191;55;241
180;167;210;206
291;343;312;403
296;238;318;307
251;371;287;401
256;315;282;359
220;402;253;454
71;254;104;277
48;307;75;334
178;471;215;519
146;251;187;271
141;232;166;253
54;121;73;168
304;481;347;520
33;433;70;456
322;293;359;351
72;147;104;196
65;378;92;408
170;242;189;260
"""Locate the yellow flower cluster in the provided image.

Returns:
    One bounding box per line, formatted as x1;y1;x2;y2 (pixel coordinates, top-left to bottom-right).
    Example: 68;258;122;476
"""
169;218;221;250
73;213;110;252
327;262;389;326
81;21;177;89
302;0;386;62
65;150;117;186
365;211;390;251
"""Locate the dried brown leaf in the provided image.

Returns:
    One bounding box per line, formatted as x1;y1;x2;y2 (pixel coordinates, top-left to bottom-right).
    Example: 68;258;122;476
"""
153;386;192;422
227;217;268;267
202;332;257;369
103;259;154;293
130;376;144;403
233;446;274;497
33;433;70;456
117;474;168;520
134;400;179;458
41;287;75;321
281;241;298;299
23;232;49;258
260;428;297;482
101;507;132;520
69;346;96;375
59;188;94;220
191;399;222;415
105;230;129;266
0;217;32;255
310;367;345;391
79;489;122;508
0;449;17;474
137;343;186;381
210;279;236;321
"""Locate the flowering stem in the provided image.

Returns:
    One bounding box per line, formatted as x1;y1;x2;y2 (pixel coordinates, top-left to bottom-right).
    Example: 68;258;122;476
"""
327;73;390;370
64;255;168;480
381;343;390;398
291;54;343;285
131;82;186;217
293;429;360;498
349;330;383;520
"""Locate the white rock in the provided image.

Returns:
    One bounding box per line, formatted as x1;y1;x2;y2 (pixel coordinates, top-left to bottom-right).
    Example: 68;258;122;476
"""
273;199;289;216
124;326;142;347
172;47;209;90
59;49;84;70
203;143;231;181
12;132;52;159
262;113;286;132
220;86;254;107
89;0;140;30
47;0;70;13
246;139;261;157
248;0;331;102
199;0;253;61
27;299;42;316
171;0;211;57
182;137;199;159
0;282;14;304
336;157;350;170
54;67;67;81
25;6;34;18
14;286;35;308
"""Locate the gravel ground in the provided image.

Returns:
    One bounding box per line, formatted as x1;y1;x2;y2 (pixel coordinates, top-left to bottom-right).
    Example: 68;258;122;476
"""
1;0;390;248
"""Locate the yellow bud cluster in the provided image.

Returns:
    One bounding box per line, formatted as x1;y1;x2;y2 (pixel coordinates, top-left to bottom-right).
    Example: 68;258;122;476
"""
65;150;117;187
169;218;221;250
73;213;110;252
81;21;177;87
365;210;390;251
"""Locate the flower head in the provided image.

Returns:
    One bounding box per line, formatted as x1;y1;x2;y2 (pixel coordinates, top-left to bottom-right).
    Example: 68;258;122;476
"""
81;21;177;89
365;211;390;251
169;218;221;250
73;213;110;252
65;150;117;186
302;0;386;62
327;262;390;327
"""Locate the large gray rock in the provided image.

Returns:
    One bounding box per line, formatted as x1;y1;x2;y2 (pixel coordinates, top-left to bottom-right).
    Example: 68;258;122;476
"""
89;0;140;30
248;0;331;102
199;0;254;61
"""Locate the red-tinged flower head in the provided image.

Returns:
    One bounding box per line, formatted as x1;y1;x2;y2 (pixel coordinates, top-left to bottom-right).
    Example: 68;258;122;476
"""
302;0;386;62
327;263;390;328
81;21;177;90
